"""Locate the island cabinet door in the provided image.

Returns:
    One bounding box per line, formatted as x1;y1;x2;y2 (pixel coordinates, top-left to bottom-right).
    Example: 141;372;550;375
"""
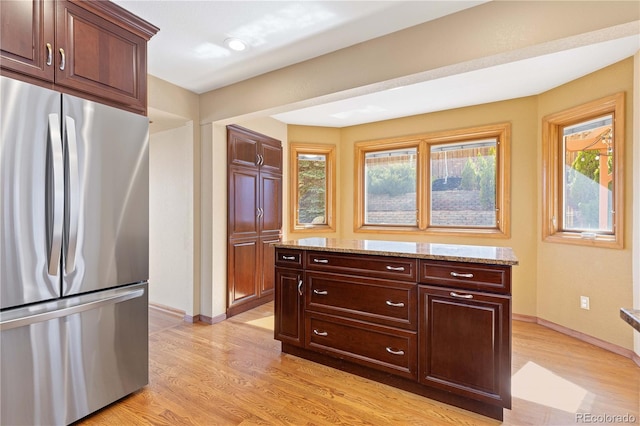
418;286;511;408
274;268;304;347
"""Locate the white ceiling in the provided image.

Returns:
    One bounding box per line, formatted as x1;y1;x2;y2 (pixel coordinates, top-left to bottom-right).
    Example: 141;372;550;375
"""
114;1;639;128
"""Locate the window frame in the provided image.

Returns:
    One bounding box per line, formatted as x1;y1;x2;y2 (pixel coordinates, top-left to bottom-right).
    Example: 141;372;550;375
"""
356;139;422;231
354;123;511;238
290;143;336;232
542;92;625;249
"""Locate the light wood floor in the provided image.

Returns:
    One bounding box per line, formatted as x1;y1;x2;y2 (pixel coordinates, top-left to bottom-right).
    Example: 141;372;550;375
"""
78;302;639;425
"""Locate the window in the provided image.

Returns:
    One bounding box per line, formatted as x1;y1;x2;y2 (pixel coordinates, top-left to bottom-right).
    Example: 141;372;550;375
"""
355;123;510;237
290;143;336;231
430;139;497;228
542;93;624;248
365;147;418;226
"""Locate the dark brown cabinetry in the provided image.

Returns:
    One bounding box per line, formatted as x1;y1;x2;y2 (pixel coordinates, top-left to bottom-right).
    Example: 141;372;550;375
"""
0;0;157;114
419;286;511;408
274;250;304;346
227;125;282;317
275;245;514;421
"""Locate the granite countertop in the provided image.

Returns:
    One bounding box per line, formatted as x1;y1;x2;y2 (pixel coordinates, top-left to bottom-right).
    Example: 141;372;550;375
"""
620;308;640;333
274;238;518;266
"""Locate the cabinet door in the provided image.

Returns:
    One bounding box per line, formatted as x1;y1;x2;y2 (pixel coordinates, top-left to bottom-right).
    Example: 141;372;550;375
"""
0;0;55;81
275;267;304;347
228;167;259;240
419;286;511;408
260;171;282;237
228;125;260;168
55;0;147;112
228;239;259;309
259;236;279;297
259;139;283;174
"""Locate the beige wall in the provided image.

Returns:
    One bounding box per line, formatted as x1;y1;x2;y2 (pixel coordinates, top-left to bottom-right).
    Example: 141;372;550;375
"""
289;97;539;320
537;59;635;349
147;76;200;317
633;52;640;356
149;124;194;312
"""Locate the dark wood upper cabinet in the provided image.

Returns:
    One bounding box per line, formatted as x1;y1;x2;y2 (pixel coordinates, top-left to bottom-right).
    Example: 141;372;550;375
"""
1;0;158;114
0;0;54;81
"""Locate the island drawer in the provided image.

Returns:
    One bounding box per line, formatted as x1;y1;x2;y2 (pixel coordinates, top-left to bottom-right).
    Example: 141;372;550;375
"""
305;251;417;282
419;260;511;294
306;312;417;380
305;272;417;330
275;249;303;269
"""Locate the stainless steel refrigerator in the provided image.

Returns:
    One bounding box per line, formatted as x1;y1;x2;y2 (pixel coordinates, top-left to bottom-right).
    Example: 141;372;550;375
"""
0;76;150;425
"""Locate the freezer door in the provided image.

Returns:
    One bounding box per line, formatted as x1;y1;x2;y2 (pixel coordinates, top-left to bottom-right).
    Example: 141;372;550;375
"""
62;94;149;296
0;282;149;425
1;77;63;309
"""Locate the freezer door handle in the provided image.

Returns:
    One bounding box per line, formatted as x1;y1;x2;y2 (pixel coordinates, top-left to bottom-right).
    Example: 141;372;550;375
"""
0;288;144;331
64;116;80;274
47;113;64;276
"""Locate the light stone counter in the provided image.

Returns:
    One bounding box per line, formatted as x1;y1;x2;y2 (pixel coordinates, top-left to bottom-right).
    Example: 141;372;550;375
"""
620;308;640;333
274;238;518;266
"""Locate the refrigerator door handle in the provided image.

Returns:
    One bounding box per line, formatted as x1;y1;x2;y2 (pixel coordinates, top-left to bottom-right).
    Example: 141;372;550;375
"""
64;116;80;274
0;288;144;331
47;113;64;276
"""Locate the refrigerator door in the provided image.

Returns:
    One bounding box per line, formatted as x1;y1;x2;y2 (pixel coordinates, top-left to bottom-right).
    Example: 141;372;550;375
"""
61;94;149;296
0;282;149;425
0;76;63;310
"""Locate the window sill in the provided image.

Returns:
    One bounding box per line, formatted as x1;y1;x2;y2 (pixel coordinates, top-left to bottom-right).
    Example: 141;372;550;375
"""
355;225;509;238
543;232;622;249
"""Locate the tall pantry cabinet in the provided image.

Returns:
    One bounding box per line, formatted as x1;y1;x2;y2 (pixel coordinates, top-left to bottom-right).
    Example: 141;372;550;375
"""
227;125;283;317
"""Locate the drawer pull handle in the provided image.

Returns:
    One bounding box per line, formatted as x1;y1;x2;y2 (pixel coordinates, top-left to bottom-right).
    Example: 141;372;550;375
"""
282;255;296;261
313;289;328;295
386;347;405;356
450;292;474;299
298;280;303;296
313;258;329;264
386;266;405;272
385;300;405;308
313;329;328;337
450;272;474;278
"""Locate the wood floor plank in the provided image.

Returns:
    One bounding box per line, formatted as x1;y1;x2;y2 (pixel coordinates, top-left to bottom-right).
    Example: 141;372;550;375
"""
77;302;640;425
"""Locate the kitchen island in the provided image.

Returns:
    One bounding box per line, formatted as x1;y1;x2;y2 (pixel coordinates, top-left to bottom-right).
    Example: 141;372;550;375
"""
273;238;518;421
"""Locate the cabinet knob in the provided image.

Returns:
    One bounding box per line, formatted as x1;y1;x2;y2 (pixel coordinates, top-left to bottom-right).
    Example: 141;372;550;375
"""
313;258;329;264
313;289;328;295
313;329;328;337
385;300;405;308
282;255;296;261
297;279;303;296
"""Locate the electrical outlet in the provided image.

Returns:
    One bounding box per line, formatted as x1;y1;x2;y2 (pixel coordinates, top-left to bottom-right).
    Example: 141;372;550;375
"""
580;296;590;310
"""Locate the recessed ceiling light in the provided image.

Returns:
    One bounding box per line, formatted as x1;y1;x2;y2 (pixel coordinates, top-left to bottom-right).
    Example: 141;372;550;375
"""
224;37;248;52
